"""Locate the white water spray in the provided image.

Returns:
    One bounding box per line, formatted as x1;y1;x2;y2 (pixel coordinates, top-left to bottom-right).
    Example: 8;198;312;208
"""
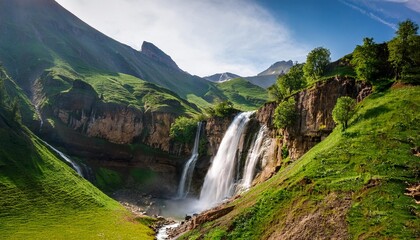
240;125;268;190
198;112;253;209
176;122;202;199
41;140;84;177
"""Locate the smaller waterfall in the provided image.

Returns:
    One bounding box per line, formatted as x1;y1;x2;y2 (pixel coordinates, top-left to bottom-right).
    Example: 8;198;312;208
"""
176;122;202;199
198;111;253;209
41;140;84;177
240;125;268;190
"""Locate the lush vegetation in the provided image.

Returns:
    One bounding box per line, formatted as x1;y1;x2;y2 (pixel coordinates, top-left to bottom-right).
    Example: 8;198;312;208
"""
332;96;356;131
273;98;297;129
170;116;198;144
268;64;305;101
351;38;389;82
0;81;155;239
303;47;331;83
214;78;268;111
180;85;420;240
388;20;420;82
205;100;237;118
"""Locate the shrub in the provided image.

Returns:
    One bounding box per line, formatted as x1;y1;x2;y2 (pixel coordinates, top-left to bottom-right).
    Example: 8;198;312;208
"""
170;116;197;144
273;98;297;129
206;100;235;118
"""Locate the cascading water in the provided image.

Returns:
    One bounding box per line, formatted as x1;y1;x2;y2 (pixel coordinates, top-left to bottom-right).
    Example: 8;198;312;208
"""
240;125;268;190
176;122;202;199
41;140;84;177
198;111;253;209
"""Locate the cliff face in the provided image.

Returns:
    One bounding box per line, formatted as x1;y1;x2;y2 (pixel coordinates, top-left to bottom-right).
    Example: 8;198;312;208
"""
44;79;179;154
286;77;370;160
254;77;371;183
203;116;235;156
35;79;186;197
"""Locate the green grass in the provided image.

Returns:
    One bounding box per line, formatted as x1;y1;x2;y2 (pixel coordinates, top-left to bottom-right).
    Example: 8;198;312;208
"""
95;167;123;192
182;86;420;239
0;111;155;239
215;78;268;111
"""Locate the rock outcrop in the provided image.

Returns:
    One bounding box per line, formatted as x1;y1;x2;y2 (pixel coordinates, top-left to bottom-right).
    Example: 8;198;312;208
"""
45;79;183;154
285;77;371;160
253;77;371;183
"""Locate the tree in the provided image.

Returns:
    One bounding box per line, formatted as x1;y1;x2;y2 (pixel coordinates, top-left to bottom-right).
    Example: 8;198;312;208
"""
170;116;197;144
273;98;297;129
303;47;331;82
278;63;306;95
269;64;306;102
332;96;356;131
268;83;284;102
351;38;381;82
388;19;419;80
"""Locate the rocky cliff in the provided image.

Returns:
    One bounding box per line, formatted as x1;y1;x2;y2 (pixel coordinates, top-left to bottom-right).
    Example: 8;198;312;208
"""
34;78;191;197
43;79;181;154
255;77;371;181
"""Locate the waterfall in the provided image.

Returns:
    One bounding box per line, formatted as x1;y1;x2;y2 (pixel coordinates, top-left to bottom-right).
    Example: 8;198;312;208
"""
240;125;268;190
176;122;202;199
41;140;84;177
198;111;253;209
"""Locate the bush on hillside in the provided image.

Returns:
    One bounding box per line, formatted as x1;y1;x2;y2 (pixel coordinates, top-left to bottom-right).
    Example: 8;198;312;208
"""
170;116;197;144
206;100;236;118
273;98;297;129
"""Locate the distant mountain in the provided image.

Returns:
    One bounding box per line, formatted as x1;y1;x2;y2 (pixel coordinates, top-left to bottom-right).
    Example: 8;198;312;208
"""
141;41;180;71
243;60;293;88
258;60;294;76
204;72;242;82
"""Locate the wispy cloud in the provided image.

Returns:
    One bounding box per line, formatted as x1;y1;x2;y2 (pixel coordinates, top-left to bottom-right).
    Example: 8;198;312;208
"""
55;0;309;76
339;0;397;30
382;0;420;13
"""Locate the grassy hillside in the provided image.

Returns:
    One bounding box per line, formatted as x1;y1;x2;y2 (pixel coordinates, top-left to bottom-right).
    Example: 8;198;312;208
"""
214;78;268;111
180;85;420;239
0;107;154;239
36;65;200;116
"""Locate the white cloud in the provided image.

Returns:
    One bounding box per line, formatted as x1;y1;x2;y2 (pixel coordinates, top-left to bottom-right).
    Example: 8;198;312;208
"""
55;0;308;76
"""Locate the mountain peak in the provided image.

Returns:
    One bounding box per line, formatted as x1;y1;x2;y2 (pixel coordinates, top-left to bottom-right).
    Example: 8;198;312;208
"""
141;41;180;71
204;72;241;83
258;60;293;76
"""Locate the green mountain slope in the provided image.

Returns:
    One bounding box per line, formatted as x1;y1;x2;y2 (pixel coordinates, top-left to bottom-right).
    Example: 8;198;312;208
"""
37;66;199;116
0;108;154;240
0;0;265;112
181;86;420;239
213;78;268;111
0;0;206;97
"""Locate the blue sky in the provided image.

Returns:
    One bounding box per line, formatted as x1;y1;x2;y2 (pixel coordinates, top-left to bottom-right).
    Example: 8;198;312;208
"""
55;0;419;77
259;0;420;60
